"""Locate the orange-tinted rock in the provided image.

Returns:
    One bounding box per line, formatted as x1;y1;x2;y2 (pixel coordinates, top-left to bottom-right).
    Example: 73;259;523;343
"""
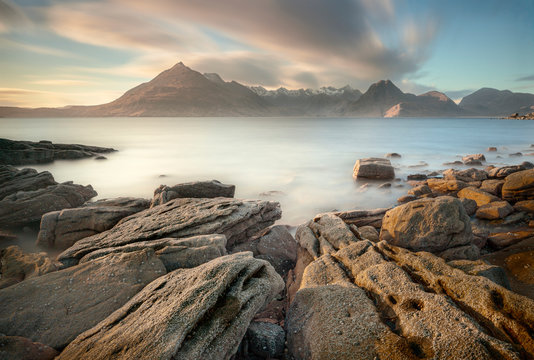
427;178;468;193
475;201;514;220
457;186;499;207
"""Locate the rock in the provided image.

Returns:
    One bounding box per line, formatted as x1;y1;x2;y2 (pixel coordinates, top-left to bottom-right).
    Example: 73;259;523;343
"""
459;197;477;216
245;321;285;358
0;249;166;349
0;336;58;360
406;173;427;181
150;180;235;207
514;200;534;213
0;182;97;229
357;225;379;242
488;146;498;151
397;194;417;204
443;160;464;166
510;152;523;157
487;229;534;249
254;225;297;276
480;179;505;196
333;208;390;228
476;201;514;220
407;184;431;196
384;152;401;158
488;163;533;179
36;197;150;250
94;155;107;160
79;235;227;271
286;246;314;304
58;197;281;266
0;246;59;289
57;252;284;360
443;168;488;182
502;169;534;201
378;182;391;189
352;158;395;180
380;196;475;259
0;138;115;166
457;186;499;207
287;239;533;359
0;166;56;201
447;259;510;288
427;178;468;193
462;153;486;165
0;230;17;241
438;244;481;261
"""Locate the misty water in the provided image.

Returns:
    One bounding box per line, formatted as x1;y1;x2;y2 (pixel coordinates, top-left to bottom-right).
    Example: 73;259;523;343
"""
2;117;534;230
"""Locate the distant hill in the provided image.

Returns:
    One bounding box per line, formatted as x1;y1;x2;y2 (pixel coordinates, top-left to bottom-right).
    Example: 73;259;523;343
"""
458;88;534;116
346;80;416;116
384;91;465;118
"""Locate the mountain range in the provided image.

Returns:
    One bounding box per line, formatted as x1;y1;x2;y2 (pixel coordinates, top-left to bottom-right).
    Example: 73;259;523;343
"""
1;62;533;118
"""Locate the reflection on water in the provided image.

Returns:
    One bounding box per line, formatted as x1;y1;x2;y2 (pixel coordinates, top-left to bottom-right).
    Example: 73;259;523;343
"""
1;117;533;225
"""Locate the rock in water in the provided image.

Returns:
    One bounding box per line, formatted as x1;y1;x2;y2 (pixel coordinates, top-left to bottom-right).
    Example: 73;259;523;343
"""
0;249;166;349
353;158;395;180
379;196;477;260
150;180;235;207
57;252;284;360
57;197;281;266
0;246;60;289
0;165;56;200
502;169;534;201
0;182;97;229
37;197;150;250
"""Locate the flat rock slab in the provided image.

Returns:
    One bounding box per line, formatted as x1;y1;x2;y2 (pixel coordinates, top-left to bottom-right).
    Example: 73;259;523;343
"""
353;158;395;180
57;252;284;360
457;186;500;207
502;169;534;201
0;182;97;229
0;249;166;350
151;180;235;207
0;165;56;201
57;197;281;266
37;197;150;250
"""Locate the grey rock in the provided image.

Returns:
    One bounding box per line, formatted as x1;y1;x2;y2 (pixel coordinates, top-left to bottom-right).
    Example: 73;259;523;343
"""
353;157;395;180
460;197;477;216
0;246;60;289
0;336;58;360
246;321;285;358
488;163;533;179
0;249;166;349
57;197;281;266
150;180;235;207
407;184;431;196
462;153;486;165
480;179;505;196
0;166;56;201
447;259;510;289
443;167;488;182
57;252;284;360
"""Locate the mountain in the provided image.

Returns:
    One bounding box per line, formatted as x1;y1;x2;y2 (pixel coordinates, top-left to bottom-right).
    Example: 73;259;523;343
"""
384;91;464;118
346;80;416;116
459;88;534;116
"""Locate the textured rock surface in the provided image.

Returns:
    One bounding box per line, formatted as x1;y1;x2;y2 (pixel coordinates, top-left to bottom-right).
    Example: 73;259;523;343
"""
0;138;115;165
447;259;510;289
287;239;534;359
462;153;486;165
58;197;281;266
0;246;59;289
379;196;475;259
460;197;477;216
353;157;395;180
0;182;97;228
457;186;500;207
476;201;514;220
0;166;56;201
481;179;505;196
502;169;534;201
407;184;431;196
0;249;166;350
427;178;467;193
150;180;235;207
333;207;390;228
79;235;227;271
514;200;534;213
57;252;284;360
0;336;59;360
245;321;285;359
37;197;150;249
443;167;488;182
489;163;533;179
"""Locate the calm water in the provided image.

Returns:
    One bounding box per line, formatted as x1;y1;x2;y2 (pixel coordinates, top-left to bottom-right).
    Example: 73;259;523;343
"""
2;117;534;226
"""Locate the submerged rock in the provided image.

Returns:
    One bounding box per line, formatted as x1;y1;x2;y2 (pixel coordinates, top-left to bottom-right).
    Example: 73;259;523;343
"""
57;252;284;360
353;158;395;180
150;180;236;207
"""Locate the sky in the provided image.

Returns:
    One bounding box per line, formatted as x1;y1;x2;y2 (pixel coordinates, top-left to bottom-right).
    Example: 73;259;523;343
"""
1;0;534;107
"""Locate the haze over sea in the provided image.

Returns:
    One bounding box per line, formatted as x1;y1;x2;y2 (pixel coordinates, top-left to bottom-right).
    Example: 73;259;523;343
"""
2;116;533;225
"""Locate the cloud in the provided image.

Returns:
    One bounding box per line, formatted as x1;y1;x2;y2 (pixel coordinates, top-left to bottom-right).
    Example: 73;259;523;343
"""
517;75;534;82
0;87;121;107
0;0;29;32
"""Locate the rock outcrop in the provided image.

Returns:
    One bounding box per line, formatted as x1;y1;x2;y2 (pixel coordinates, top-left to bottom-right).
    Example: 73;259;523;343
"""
0;336;59;360
151;180;235;207
502;169;534;201
476;201;514;220
0;166;56;200
57;252;284;360
457;186;499;207
58;197;281;266
353;158;395;180
462;153;486;165
0;246;59;289
0;249;166;350
37;197;150;249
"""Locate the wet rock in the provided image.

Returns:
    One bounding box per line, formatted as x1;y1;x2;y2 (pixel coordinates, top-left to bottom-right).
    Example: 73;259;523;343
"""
58;197;281;266
79;235;227;271
407;184;431;196
36;197;150;250
379;196;475;259
510;152;523;157
480;179;505;196
150;180;235;207
0;166;56;201
488;147;498;151
57;252;284;360
94;155;107;160
245;321;285;359
384;152;401;158
462;153;486;165
460;197;477;216
0;182;97;229
443;160;464;166
0;336;58;360
514;200;534;213
476;201;514;220
427;178;468;193
0;246;59;289
406;173;427;181
0;249;166;350
378;182;391;189
457;186;499;207
488;229;534;249
353;158;395;180
397;194;417;204
443;167;488;182
502;169;534;201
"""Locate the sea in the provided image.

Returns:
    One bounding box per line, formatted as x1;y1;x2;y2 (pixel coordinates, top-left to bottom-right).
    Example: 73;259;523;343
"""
2;116;534;228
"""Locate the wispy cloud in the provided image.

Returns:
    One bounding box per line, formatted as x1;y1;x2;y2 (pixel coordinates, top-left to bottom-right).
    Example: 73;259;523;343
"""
0;87;120;107
0;0;30;33
516;75;534;82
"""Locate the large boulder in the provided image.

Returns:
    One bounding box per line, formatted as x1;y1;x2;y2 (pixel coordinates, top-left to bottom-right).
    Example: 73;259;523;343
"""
427;178;467;193
443;168;488;182
0;246;59;289
0;182;97;229
353;158;395;180
57;197;281;266
475;201;514;220
36;197;150;250
488;163;534;179
244;321;285;359
56;252;284;360
457;186;499;207
379;196;476;260
286;239;534;359
0;166;56;200
0;249;166;349
480;179;505;196
151;180;235;207
502;169;534;201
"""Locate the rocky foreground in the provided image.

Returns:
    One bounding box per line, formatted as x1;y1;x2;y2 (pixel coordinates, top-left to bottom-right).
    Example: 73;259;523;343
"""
1;147;534;359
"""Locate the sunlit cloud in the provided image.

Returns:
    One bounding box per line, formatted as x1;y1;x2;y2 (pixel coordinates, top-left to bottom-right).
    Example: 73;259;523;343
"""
0;87;121;107
0;0;30;33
